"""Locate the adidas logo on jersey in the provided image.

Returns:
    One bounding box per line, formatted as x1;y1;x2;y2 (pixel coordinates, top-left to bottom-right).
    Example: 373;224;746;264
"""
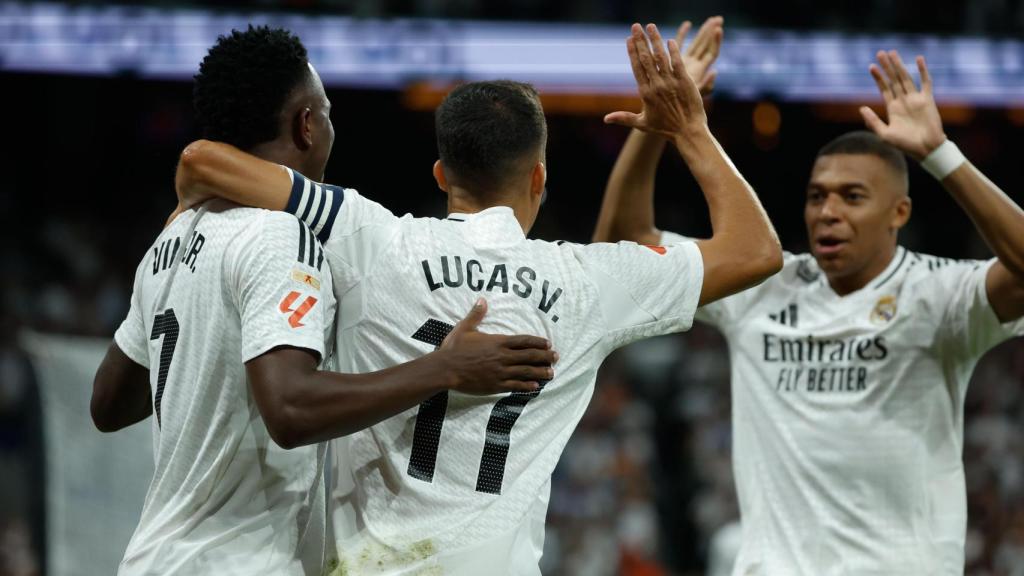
768;304;799;328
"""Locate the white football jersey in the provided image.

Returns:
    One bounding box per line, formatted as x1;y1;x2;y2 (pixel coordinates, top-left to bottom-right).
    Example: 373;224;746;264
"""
284;170;704;575
662;231;1024;576
113;201;336;575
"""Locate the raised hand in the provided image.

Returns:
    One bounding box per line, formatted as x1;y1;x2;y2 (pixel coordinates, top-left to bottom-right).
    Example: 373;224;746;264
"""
604;23;708;138
860;50;947;160
677;16;723;96
441;299;556;395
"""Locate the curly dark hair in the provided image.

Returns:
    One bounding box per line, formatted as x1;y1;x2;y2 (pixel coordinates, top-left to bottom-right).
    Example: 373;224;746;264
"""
435;80;547;192
193;25;309;150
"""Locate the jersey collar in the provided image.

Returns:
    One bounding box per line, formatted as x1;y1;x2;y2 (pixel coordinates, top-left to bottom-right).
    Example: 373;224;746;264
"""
817;245;908;298
868;245;909;291
446;206;526;243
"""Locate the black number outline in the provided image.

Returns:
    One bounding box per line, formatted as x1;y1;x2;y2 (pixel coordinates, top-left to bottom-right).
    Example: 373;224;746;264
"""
150;309;180;428
407;318;547;495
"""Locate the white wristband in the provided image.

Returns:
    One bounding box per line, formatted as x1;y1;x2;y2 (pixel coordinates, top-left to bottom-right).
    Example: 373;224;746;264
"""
919;140;966;181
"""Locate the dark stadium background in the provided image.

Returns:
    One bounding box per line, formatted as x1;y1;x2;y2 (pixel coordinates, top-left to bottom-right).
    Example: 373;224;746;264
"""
2;1;1024;575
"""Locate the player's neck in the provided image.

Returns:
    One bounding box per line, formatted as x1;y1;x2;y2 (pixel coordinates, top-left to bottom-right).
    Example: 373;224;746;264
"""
825;244;899;296
248;140;314;180
447;187;531;233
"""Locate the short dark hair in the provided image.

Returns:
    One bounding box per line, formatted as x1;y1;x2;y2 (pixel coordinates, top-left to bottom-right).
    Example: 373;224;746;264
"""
816;130;908;181
193;25;309;150
435;80;547;192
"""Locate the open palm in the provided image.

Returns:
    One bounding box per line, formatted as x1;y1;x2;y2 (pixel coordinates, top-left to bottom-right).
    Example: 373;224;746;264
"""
604;23;708;137
677;16;723;96
860;50;946;160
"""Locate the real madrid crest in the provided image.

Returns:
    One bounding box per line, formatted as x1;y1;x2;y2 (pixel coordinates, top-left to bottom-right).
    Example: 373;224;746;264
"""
870;295;898;324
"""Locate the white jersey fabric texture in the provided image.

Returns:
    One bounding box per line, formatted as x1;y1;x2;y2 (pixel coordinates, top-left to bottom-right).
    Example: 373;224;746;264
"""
113;200;336;575
662;230;1024;576
284;170;704;575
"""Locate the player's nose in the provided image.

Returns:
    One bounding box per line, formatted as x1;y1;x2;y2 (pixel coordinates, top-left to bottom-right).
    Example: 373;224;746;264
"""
818;193;843;221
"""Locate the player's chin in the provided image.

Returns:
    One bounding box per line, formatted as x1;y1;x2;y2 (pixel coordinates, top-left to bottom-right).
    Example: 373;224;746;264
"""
812;250;848;274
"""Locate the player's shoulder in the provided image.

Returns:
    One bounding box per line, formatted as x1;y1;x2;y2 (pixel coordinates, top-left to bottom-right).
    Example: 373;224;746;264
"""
543;238;611;264
899;249;988;285
904;250;980;273
763;250;822;290
189;198;279;232
338;187;395;219
195;202;322;264
195;200;307;233
553;239;702;287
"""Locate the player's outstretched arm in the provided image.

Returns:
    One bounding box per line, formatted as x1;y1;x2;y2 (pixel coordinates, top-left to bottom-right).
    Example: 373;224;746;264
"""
246;299;556;449
593;16;723;245
605;23;781;305
92;344;153;432
175;139;292;211
861;51;1024;322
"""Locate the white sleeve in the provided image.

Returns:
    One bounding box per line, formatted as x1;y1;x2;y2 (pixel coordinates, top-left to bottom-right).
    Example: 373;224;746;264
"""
659;229;736;329
228;211;336;363
284;169;399;294
576;239;704;350
113;261;150;368
933;258;1024;361
660;229;799;330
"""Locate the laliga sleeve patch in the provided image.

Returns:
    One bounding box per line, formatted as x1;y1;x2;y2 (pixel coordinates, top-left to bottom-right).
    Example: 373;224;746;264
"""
279;290;319;328
290;268;322;290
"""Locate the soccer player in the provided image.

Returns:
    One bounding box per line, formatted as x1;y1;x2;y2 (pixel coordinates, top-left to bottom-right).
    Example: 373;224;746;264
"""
173;23;781;575
90;26;555;575
594;49;1024;574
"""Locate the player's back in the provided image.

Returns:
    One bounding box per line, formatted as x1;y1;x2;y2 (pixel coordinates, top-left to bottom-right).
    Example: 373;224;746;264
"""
114;200;334;575
296;181;702;575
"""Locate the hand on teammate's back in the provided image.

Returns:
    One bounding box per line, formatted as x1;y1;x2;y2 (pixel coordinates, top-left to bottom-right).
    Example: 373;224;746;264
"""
440;298;556;395
860;50;947;160
604;23;709;138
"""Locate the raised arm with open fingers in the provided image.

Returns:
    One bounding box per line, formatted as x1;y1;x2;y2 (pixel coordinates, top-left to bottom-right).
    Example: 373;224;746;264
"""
859;51;946;161
678;16;724;97
593;17;722;245
862;50;1024;322
602;23;780;306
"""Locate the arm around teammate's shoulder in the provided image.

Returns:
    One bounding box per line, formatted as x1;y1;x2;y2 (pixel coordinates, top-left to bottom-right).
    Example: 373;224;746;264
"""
175;140;396;251
176;139;293;211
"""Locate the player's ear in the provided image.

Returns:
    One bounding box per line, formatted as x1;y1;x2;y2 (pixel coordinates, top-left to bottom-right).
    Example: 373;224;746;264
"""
891;196;912;231
530;162;546;199
433;160;449;194
293;107;313;151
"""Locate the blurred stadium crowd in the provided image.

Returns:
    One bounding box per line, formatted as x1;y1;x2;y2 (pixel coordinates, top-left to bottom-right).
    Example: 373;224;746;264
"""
3;2;1024;574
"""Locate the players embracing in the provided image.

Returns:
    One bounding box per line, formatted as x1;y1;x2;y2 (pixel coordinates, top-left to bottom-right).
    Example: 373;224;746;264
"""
173;21;781;575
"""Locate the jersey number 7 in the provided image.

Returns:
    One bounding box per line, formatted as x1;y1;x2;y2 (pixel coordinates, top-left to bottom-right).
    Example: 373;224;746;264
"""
150;309;180;428
407;319;547;495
